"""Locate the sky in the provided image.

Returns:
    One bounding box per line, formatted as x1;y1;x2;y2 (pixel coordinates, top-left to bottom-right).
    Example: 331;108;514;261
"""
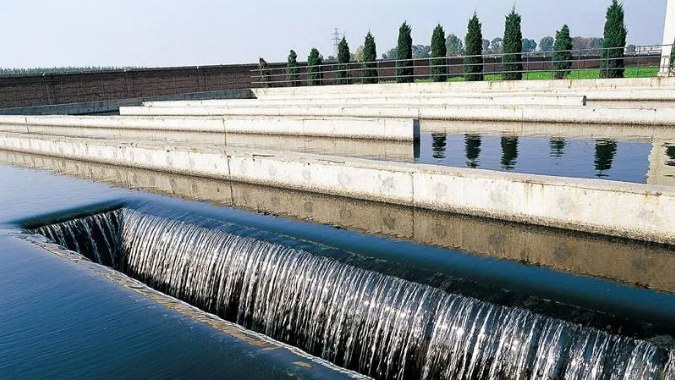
0;0;667;68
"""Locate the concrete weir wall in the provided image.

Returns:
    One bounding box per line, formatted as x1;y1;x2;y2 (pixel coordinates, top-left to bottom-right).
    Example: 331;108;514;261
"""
253;77;675;98
2;132;675;245
0;115;418;141
142;94;587;108
120;104;675;126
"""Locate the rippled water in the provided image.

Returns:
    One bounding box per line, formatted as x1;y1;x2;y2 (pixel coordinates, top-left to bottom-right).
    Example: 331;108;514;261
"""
35;209;675;380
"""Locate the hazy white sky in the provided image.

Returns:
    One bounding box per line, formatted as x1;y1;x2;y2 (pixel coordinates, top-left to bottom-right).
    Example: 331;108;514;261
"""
0;0;667;68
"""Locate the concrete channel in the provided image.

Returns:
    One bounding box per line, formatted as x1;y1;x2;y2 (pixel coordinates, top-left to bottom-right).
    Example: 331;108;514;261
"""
2;131;675;245
3;150;674;293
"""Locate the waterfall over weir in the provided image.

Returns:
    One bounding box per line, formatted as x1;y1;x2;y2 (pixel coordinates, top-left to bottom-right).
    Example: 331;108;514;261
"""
33;208;675;380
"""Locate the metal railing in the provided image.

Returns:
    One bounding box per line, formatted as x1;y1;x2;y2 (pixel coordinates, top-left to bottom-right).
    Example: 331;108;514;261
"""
251;43;674;87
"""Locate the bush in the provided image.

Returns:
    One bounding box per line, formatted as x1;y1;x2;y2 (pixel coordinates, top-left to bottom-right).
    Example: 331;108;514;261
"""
464;13;484;81
430;24;447;82
502;8;523;80
553;25;573;79
396;22;414;83
600;0;627;78
307;48;323;86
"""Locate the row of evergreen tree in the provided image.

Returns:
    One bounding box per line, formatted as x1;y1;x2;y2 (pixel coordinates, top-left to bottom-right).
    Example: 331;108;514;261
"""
283;0;628;85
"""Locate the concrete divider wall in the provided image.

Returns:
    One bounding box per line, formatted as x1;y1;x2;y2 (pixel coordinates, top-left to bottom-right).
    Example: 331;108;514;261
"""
2;132;675;245
0;126;414;161
143;94;586;108
253;77;675;98
0;115;418;141
120;104;675;126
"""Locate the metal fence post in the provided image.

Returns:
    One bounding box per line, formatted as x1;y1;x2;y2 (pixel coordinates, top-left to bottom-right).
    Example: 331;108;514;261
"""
526;53;529;80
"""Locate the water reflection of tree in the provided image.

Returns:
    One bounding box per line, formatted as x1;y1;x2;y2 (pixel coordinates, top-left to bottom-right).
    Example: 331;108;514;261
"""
594;139;617;177
550;137;566;158
500;136;519;170
431;133;447;159
465;134;482;168
666;145;675;166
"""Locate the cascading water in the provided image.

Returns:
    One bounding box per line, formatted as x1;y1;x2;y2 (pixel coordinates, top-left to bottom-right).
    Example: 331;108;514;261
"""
33;208;675;380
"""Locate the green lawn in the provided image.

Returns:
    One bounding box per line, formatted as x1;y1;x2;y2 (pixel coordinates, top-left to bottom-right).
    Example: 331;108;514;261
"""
427;66;660;83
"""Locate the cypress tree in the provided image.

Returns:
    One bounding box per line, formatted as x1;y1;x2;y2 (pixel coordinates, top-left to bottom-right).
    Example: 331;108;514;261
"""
552;25;573;79
307;48;323;86
430;24;447;82
396;21;414;83
600;0;627;78
671;37;675;70
286;50;300;86
502;8;523;80
336;37;351;85
362;32;378;84
464;13;484;81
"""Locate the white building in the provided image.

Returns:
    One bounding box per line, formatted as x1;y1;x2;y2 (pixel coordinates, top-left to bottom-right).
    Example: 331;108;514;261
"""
661;0;675;75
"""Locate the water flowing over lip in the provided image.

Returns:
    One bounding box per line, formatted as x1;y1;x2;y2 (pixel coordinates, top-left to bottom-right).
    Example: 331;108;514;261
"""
29;207;675;380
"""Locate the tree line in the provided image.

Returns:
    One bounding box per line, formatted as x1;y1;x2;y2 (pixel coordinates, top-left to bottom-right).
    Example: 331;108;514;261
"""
279;0;630;85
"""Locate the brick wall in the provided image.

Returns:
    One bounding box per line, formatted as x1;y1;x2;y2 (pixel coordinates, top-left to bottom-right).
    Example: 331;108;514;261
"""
0;64;258;108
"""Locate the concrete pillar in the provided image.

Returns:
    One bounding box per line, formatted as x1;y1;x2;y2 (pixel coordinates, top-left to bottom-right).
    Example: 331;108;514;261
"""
660;0;675;75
